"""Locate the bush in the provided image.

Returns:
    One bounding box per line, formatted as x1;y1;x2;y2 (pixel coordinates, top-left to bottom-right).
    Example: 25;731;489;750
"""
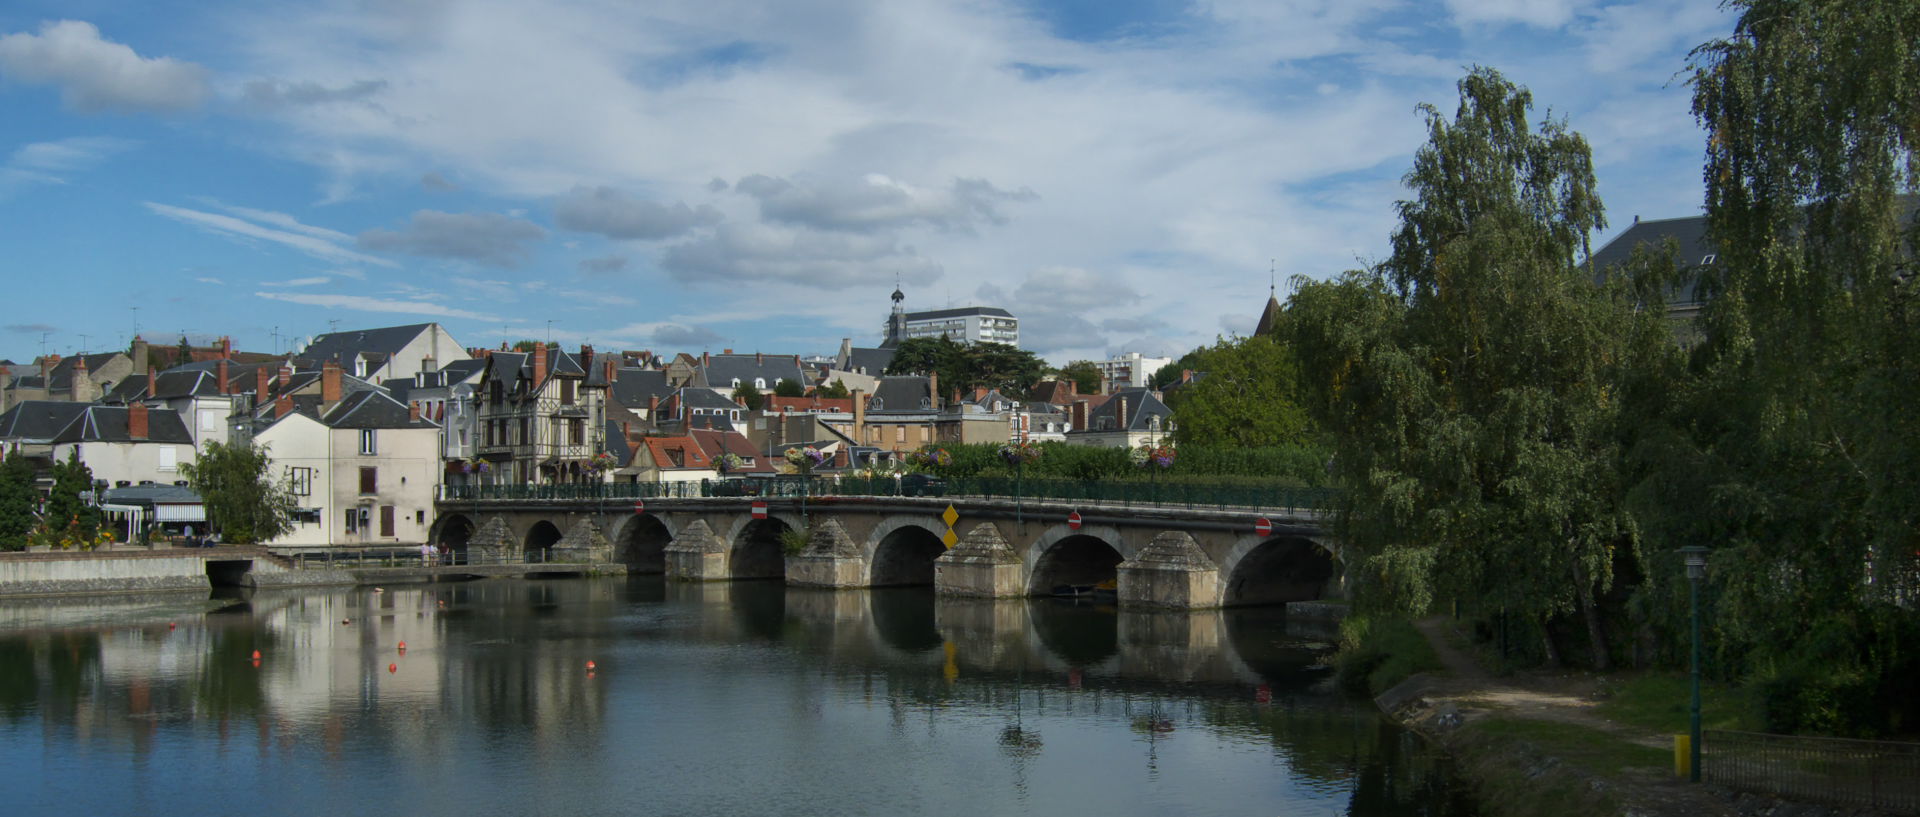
1335;614;1443;697
919;441;1331;485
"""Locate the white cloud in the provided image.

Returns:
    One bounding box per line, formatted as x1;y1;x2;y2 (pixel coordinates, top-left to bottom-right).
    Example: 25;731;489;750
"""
554;186;721;240
1444;0;1585;29
195;276;225;285
661;220;941;287
0;135;134;196
255;291;504;322
734;173;1036;234
145;202;398;267
260;276;331;287
358;210;547;267
0;20;208;113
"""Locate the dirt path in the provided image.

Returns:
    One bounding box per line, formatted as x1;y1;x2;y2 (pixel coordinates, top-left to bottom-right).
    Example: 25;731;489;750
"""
1400;617;1746;816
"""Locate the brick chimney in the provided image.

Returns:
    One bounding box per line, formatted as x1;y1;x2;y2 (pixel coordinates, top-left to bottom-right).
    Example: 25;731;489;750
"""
532;342;547;388
852;389;866;442
279;360;294;386
1115;396;1129;430
756;351;764;365
131;335;148;376
255;366;271;402
43;353;60;370
220;336;232;360
604;359;616;384
1071;400;1088;432
145;368;156;398
216;358;230;395
321;361;342;408
127;401;148;440
580;344;594;372
275;394;292;418
647;395;659;420
621;420;630;440
409;401;421;422
927;372;938;409
70;355;90;401
723;348;733;355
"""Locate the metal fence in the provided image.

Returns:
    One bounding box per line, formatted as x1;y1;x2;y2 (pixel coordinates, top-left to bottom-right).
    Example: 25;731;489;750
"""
443;477;1339;514
1705;729;1920;813
288;548;577;569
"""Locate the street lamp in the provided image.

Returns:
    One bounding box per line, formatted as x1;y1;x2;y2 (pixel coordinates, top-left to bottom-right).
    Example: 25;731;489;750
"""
1678;544;1709;783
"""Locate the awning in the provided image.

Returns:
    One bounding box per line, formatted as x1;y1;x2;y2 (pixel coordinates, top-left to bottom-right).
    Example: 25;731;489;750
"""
154;503;206;522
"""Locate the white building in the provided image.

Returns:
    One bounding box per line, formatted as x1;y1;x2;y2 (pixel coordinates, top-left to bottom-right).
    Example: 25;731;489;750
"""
901;307;1019;346
1096;353;1172;391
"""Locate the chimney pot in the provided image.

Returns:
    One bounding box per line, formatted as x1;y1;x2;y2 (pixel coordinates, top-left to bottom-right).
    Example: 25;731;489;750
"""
321;361;342;407
532;342;548;388
648;395;659;418
146;368;156;398
256;366;271;402
276;394;292;418
604;359;616;383
220;336;232;360
216;359;230;395
127;401;149;440
723;348;733;355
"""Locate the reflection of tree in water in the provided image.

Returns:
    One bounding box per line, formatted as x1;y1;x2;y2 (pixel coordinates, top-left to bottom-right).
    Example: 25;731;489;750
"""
1223;606;1337;690
198;624;271;720
0;638;38;721
728;581;787;641
1028;598;1118;667
1343;719;1478;817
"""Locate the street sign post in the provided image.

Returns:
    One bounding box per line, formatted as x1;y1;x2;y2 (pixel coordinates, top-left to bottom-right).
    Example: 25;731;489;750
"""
1254;518;1272;536
1067;511;1083;531
751;501;768;520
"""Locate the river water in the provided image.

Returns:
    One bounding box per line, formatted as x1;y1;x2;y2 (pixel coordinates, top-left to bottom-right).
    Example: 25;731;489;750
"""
2;578;1477;816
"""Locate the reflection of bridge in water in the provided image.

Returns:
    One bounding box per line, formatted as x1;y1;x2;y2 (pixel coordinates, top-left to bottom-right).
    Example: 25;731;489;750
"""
433;493;1344;609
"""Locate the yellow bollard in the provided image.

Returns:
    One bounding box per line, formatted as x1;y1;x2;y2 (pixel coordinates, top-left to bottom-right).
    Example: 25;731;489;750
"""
1674;734;1691;778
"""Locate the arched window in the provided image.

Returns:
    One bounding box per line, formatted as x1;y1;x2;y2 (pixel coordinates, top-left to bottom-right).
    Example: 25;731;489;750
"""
731;378;741;387
754;378;766;389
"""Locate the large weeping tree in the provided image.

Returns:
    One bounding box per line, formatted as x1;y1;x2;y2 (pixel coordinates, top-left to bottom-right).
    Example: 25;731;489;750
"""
1290;67;1673;668
1658;0;1920;733
180;440;296;545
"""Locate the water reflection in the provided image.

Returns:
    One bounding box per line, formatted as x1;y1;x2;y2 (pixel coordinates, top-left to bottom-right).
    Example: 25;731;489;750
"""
1;578;1474;817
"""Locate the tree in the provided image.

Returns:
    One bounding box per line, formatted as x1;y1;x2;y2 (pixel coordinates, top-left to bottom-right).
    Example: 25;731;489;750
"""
731;382;765;411
885;336;1049;397
0;450;35;551
1056;360;1103;395
176;335;193;367
179;440;296;545
41;449;100;544
1163;335;1313;448
1644;0;1920;732
818;379;851;399
772;378;805;398
510;339;542;352
1289;67;1662;668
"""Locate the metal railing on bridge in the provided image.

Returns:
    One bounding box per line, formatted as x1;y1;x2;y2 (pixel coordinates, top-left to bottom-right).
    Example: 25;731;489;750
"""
1705;729;1920;813
443;477;1339;515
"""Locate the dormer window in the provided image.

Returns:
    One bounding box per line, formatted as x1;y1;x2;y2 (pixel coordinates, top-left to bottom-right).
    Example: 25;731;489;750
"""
731;378;742;388
354;356;368;378
754;378;765;389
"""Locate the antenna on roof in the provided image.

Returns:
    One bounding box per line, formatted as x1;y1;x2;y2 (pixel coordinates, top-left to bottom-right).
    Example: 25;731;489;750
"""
1270;258;1276;298
78;333;89;354
327;319;339;334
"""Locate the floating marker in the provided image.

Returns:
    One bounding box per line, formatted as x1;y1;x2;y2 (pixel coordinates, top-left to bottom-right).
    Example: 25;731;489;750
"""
397;641;407;652
168;622;176;630
585;660;597;671
388;663;397;673
251;649;261;660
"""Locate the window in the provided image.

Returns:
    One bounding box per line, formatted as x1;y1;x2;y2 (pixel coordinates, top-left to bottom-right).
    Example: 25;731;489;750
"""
416;510;425;525
754;378;765;389
198;410;221;433
354;357;368;378
896;426;905;443
292;508;320;525
359;429;377;455
344;507;357;533
731;378;741;388
519;417;530;443
287;466;312;496
458;429;469;447
380;506;395;537
158;446;178;471
569;418;584;445
561;378;575;405
359;467;377;495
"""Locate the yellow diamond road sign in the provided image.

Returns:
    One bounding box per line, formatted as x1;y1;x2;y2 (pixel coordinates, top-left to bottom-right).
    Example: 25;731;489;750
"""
942;504;959;527
942;528;958;548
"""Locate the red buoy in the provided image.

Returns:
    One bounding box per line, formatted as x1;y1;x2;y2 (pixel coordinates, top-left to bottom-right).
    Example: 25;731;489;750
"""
397;641;407;652
168;622;176;630
585;660;597;670
388;663;397;673
251;649;261;660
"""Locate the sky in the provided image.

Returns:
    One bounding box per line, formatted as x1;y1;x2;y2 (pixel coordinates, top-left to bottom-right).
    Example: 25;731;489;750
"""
0;0;1733;367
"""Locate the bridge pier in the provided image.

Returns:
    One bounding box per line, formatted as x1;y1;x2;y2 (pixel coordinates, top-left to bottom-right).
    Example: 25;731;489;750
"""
785;519;868;588
934;524;1025;597
1117;531;1223;609
664;519;730;581
551;518;614;564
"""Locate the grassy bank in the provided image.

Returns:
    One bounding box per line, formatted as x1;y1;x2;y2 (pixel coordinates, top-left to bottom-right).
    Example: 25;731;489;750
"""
1335;614;1444;696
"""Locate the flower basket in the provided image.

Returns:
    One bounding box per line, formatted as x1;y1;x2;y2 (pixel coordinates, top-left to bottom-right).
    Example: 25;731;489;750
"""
998;441;1042;466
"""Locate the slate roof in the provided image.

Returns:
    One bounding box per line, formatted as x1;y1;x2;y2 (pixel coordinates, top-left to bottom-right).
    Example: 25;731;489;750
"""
904;306;1014;320
866;376;933;413
846;347;894;375
1081;387;1172;433
0;401;92;441
679;388;743;411
1584;214;1715;304
609;368;673;408
101;484;202;505
765;396;853;413
319;389;440;430
51;405;194;444
698;354;807;391
299;323;434;365
1254;295;1283;336
42;352;127;390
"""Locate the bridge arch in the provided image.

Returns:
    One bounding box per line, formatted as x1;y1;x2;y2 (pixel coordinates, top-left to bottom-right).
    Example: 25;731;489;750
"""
614;514;677;573
433;513;475;564
1025;523;1129;596
1219;534;1340;607
725;516;795;580
865;516;946;587
524;520;563;563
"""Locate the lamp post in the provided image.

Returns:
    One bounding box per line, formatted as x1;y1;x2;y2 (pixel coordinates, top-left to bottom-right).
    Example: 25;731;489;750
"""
1679;544;1709;783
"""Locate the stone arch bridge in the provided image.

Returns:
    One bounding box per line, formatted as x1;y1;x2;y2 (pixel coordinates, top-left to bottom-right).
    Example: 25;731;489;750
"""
431;495;1341;609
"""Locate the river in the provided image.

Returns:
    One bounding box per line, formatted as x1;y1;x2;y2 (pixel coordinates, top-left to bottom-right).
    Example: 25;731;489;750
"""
1;578;1477;816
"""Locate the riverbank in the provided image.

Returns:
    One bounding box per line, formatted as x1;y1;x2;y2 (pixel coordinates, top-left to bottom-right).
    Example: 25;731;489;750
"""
1377;618;1892;817
0;546;626;597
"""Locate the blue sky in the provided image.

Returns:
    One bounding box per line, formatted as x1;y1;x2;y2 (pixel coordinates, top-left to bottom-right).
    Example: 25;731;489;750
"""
0;0;1732;365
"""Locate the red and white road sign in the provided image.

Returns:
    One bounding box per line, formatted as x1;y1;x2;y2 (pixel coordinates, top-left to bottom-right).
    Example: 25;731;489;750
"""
1067;511;1083;530
751;501;769;520
632;500;645;514
1254;517;1273;536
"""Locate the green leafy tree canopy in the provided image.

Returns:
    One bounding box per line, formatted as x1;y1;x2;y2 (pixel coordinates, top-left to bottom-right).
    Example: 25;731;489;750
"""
179;440;296;545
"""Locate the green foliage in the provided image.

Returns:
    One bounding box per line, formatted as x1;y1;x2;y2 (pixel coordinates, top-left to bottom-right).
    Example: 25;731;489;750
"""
175;335;192;366
1333;615;1442;696
731;382;765;411
913;441;1331;486
1163;334;1314;448
885;336;1049;398
1055;360;1102;395
1594;673;1757;734
41;449;100;545
510;339;541;352
1288;68;1662;674
779;527;812;556
179;440;296;545
772;378;805;398
817;379;851;399
0;451;34;551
